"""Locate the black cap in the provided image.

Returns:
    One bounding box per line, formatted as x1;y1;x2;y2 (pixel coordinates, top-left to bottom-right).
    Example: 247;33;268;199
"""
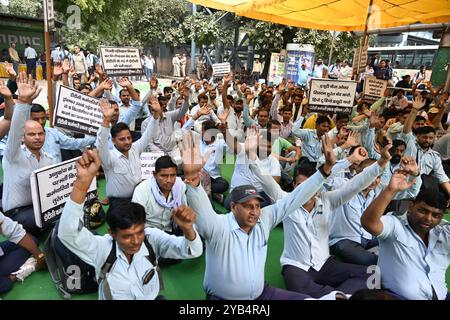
230;185;264;204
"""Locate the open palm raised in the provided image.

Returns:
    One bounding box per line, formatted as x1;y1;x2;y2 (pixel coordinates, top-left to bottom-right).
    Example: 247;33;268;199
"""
178;131;211;183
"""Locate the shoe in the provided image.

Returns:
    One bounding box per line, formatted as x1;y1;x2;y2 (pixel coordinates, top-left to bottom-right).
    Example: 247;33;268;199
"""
11;257;37;282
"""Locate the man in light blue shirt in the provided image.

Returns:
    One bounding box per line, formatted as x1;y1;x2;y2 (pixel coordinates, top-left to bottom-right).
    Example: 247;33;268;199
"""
401;100;450;200
362;170;450;300
297;64;310;87
2;73;54;233
50;45;64;64
30;104;96;163
399;126;450;200
96;98;158;203
292;115;331;165
181;131;338;300
58;148;202;300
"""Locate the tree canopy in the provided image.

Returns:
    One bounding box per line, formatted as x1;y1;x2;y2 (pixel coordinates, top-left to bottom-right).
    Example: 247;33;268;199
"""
1;0;363;63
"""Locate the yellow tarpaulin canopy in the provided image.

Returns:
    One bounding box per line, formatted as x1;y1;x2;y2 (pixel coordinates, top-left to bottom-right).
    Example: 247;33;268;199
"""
189;0;450;31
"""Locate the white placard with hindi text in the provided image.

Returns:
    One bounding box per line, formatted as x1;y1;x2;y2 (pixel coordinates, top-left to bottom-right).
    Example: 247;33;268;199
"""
140;151;165;180
31;158;97;228
363;77;387;101
100;46;143;76
53;85;103;136
212;63;231;77
308;78;357;114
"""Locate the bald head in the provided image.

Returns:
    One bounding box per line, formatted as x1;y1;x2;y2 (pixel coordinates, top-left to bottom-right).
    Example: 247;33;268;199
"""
24;120;45;151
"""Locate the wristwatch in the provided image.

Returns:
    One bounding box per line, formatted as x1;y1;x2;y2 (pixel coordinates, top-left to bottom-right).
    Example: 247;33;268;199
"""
36;253;45;261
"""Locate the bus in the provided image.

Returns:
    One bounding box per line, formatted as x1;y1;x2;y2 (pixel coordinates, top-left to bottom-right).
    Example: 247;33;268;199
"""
367;45;438;81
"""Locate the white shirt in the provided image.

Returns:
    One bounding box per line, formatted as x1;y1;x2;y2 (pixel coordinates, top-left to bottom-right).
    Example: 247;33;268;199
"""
201;138;229;179
24;47;37;59
96;118;156;198
339;65;353;80
312;64;327;78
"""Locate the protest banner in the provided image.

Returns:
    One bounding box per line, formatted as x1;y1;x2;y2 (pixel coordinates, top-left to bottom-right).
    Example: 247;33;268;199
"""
212;63;231;77
53;85;103;136
31;158;97;228
308;78;357;114
140;151;165;180
268;52;286;85
363;76;388;102
99;46;143;76
352;46;368;75
285;44;314;84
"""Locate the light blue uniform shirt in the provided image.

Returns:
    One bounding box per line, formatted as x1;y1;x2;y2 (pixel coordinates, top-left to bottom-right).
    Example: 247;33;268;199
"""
378;214;450;300
363;128;421;200
0;212;26;256
186;169;327;300
287;163;383;268
43;127;96;163
96;117;156;198
2;103;55;211
58;199;202;300
399;131;449;199
329;187;380;246
292;125;323;162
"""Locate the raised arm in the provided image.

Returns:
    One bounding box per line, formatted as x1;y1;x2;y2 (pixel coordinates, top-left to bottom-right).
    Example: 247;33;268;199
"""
0;63;17;103
403;93;425;134
323;144;391;211
179;131;223;240
133;97;160;153
169;87;190;122
118;77;140;102
89;78;112;98
431;93;449;130
243;95;256;128
263;134;337;228
270;79;286;120
58;148;110;267
361;169;416;236
222;73;233;109
96;99;114;169
4;72;41;161
0;80;13;139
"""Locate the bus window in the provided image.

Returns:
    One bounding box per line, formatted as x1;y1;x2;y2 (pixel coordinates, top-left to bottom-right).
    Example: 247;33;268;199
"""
415;50;435;69
395;50;415;69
